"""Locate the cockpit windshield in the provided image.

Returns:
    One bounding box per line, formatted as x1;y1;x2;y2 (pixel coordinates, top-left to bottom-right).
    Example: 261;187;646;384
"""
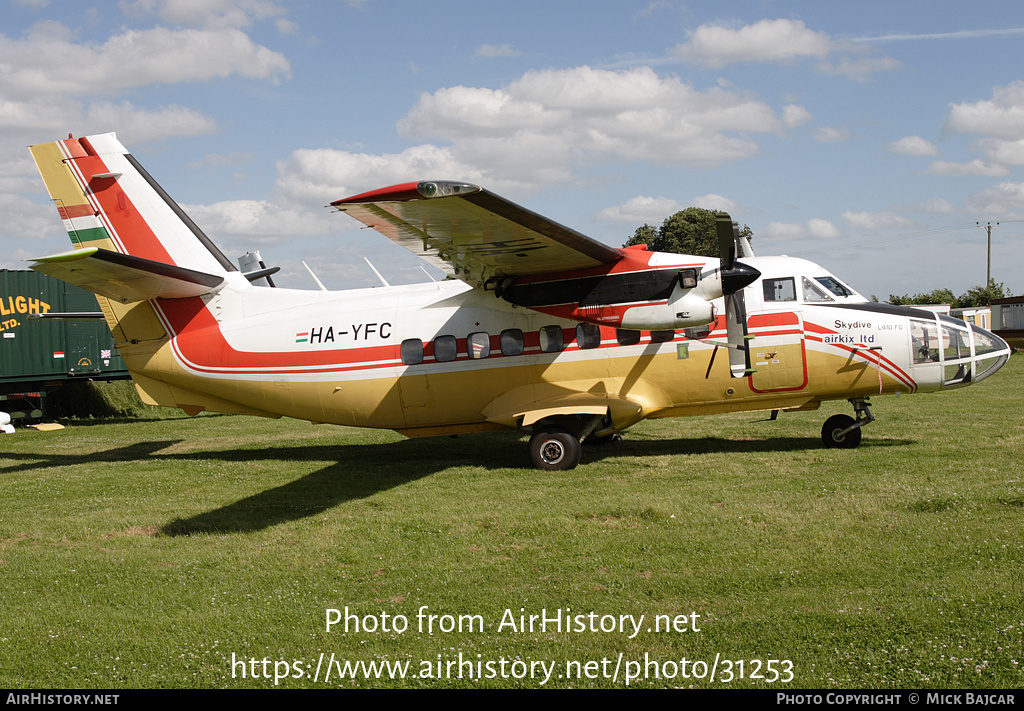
802;277;833;302
815;276;855;298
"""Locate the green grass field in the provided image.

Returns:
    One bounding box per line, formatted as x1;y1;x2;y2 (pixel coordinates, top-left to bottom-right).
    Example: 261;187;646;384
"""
2;357;1022;688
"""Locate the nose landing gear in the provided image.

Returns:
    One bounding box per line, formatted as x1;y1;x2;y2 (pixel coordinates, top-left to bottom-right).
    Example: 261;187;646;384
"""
822;397;875;449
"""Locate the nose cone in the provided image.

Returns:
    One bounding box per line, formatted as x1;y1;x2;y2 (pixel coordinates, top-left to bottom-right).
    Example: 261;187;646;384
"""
721;261;761;294
970;324;1011;384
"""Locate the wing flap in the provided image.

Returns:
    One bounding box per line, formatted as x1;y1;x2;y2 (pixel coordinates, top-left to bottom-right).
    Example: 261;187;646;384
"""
30;247;225;302
332;181;622;286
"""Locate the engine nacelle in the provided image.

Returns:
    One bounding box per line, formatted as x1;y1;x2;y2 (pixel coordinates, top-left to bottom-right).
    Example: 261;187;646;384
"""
619;294;716;331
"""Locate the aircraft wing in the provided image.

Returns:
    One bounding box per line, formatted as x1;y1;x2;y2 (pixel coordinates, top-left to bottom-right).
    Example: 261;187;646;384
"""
331;181;623;287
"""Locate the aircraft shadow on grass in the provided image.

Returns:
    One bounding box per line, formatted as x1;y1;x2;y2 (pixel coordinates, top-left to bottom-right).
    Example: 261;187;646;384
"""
2;433;912;536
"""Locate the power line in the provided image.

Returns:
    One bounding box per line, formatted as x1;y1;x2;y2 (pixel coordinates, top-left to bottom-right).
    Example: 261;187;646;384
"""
794;219;1024;259
794;223;976;257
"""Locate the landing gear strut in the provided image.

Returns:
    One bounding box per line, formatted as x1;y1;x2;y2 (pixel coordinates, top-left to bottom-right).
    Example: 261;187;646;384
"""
821;397;875;449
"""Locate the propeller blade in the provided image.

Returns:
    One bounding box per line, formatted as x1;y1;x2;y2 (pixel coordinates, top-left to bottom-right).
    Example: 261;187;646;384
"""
724;291;752;378
716;213;737;271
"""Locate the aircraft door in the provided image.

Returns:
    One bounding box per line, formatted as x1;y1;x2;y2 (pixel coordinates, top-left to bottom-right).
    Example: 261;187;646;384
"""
746;311;808;392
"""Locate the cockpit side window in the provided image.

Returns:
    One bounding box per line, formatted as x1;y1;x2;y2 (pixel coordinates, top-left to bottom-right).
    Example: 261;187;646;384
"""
910;319;940;364
802;277;833;302
763;277;796;302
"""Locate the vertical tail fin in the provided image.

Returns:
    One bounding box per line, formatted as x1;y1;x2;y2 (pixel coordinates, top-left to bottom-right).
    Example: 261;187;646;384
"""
30;133;236;275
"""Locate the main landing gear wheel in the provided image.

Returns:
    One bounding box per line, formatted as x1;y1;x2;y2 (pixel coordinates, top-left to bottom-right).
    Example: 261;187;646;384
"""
821;414;861;449
529;427;582;471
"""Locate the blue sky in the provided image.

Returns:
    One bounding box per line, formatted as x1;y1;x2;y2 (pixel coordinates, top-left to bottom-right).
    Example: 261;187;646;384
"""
3;0;1024;300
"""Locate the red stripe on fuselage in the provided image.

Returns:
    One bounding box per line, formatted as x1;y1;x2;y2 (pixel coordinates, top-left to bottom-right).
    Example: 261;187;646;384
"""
155;298;398;374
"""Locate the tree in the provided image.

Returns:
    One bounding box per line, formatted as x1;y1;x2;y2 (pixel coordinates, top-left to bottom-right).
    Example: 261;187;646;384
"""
887;281;1012;308
887;288;956;306
624;207;753;257
954;280;1011;308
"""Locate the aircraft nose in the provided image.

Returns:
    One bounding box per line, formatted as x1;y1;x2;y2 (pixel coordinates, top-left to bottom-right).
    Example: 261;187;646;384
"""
969;324;1010;384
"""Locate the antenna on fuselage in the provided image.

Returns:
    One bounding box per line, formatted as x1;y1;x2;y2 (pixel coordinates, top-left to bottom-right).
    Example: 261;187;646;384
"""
302;261;328;291
363;257;390;287
419;266;441;288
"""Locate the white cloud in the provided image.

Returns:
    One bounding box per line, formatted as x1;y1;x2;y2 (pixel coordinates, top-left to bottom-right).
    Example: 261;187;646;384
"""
0;23;291;99
85;101;218;143
674;19;900;81
181;199;332;242
0;96;218;140
763;219;839;240
816;56;902;82
275;18;299;35
812;127;850;143
121;0;290;30
275;145;486;205
689;193;738;213
475;44;521;58
889;135;939;157
976;137;1024;165
926;159;1009;177
0;192;65;242
397;66;811;179
946;81;1024;140
763;222;806;239
676;19;831;67
781;104;812;130
909;197;956;214
807;218;840;238
966;181;1024;216
841;210;914;230
596;196;684;223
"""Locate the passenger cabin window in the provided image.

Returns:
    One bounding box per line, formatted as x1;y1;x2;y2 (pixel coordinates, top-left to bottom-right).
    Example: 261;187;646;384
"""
650;329;675;343
802;277;833;302
539;325;563;353
616;329;641;346
401;338;424;365
500;329;524;356
764;277;796;302
434;335;457;362
468;332;490;359
576;323;601;349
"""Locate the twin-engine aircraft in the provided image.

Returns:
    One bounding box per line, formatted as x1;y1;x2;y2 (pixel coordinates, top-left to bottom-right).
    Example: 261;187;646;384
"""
28;133;1010;469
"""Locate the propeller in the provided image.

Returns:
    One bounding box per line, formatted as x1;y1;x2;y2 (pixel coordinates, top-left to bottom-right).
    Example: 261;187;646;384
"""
710;213;759;378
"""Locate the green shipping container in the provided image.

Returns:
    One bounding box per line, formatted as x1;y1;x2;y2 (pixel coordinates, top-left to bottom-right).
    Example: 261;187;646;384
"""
0;270;129;414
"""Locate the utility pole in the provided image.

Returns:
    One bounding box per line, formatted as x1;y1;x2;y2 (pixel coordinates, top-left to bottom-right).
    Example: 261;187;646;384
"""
977;221;999;285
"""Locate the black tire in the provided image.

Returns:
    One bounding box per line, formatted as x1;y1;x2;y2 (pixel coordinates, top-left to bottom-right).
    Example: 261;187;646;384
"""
822;414;861;449
529;427;582;470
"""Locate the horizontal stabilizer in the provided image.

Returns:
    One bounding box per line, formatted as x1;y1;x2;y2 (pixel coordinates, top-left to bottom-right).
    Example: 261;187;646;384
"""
29;247;225;302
